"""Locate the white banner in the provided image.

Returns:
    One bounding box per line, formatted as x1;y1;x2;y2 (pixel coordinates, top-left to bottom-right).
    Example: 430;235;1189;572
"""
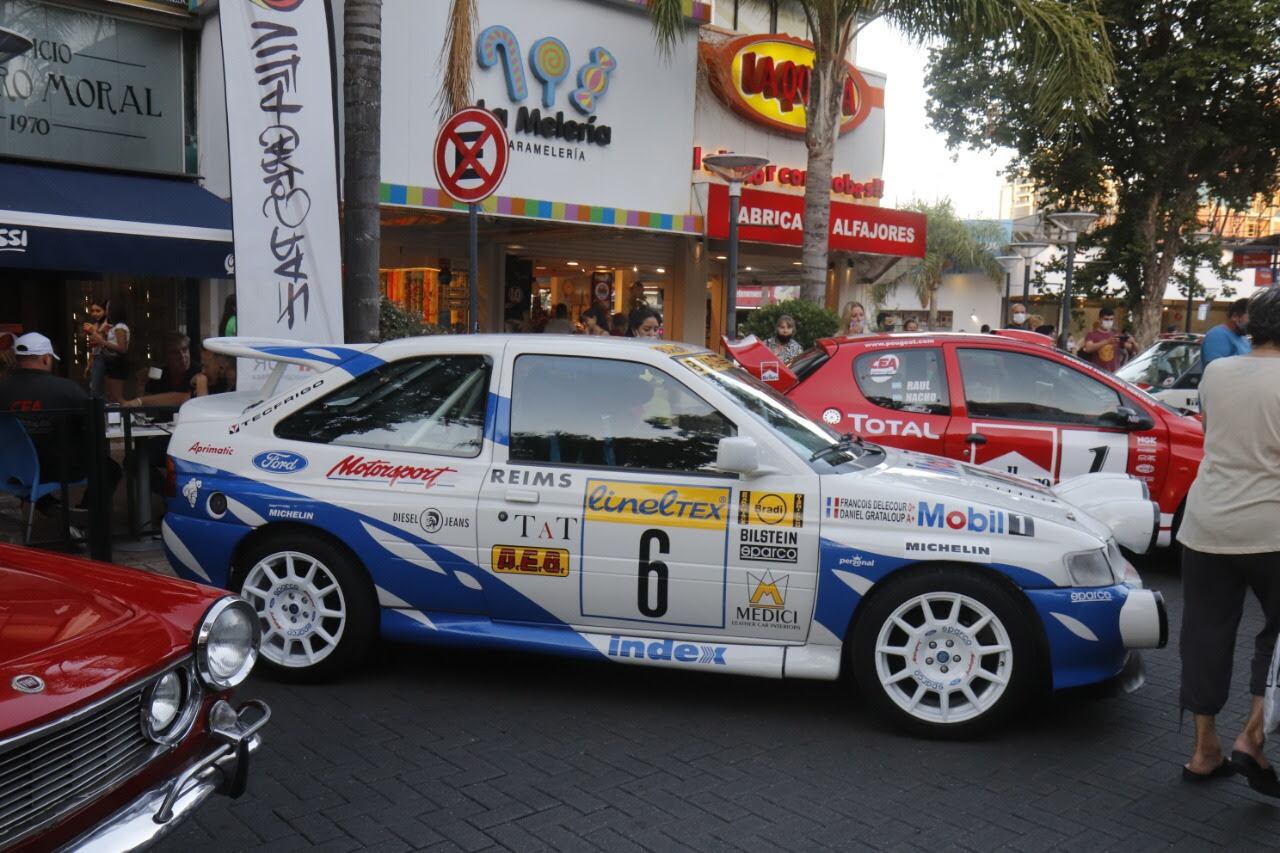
220;0;344;367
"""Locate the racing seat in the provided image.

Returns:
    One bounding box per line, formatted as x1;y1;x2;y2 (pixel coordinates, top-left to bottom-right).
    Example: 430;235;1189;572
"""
0;416;87;544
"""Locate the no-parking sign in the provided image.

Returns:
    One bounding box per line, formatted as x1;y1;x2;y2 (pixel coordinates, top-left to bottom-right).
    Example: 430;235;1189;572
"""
433;108;510;204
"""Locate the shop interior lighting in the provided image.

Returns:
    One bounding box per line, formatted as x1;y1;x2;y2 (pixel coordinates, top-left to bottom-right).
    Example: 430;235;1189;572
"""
745;266;752;271
567;261;579;266
792;261;802;266
715;255;727;261
656;267;665;274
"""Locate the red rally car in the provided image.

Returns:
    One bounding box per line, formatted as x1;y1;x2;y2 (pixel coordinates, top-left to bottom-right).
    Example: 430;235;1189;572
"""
728;331;1203;548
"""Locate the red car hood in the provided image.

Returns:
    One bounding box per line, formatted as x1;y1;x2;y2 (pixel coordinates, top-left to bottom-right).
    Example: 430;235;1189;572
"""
0;544;223;734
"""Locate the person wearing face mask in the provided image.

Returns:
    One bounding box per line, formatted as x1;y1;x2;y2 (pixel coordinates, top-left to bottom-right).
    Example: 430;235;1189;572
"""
1202;298;1252;367
765;314;804;363
1006;302;1031;330
1080;306;1136;371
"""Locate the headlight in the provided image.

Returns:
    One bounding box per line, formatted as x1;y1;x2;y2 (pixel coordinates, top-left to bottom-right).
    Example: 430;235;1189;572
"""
141;665;199;744
1065;548;1112;587
195;597;261;689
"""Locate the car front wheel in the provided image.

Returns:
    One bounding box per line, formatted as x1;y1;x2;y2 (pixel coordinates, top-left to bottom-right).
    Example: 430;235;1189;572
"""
852;568;1039;738
236;535;376;681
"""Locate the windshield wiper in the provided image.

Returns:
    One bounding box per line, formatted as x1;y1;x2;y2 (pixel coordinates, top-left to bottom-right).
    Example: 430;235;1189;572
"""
810;432;863;462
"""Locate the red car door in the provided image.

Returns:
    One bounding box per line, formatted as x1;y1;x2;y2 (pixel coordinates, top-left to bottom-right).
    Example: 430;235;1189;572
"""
791;341;952;454
943;343;1163;488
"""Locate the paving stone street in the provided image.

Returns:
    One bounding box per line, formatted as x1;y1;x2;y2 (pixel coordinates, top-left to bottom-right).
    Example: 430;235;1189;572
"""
149;554;1280;852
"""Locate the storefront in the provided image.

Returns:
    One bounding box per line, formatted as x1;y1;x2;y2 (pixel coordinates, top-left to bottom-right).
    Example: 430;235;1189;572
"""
692;27;927;338
378;0;708;339
0;0;232;388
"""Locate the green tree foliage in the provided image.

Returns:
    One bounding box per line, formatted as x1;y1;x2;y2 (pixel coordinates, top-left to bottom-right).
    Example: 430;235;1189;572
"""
873;200;1004;324
926;0;1280;344
740;298;840;348
647;0;1114;303
379;297;449;340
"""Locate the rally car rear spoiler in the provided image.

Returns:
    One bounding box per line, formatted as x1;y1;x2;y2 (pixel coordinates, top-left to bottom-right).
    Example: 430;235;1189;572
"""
203;337;381;401
722;335;801;392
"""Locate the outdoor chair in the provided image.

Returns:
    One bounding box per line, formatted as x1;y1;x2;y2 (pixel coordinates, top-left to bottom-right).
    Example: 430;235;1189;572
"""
0;415;86;544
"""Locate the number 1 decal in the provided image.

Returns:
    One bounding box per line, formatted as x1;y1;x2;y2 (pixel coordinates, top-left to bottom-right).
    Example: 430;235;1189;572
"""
1087;445;1109;473
637;529;669;618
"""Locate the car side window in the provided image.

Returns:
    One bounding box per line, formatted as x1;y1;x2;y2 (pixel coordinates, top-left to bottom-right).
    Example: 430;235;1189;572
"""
509;355;736;472
958;348;1122;425
852;348;949;416
275;355;491;457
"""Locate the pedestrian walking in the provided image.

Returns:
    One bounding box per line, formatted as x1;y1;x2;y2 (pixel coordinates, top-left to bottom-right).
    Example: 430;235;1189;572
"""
841;302;867;337
1178;287;1280;796
219;294;237;337
1078;307;1135;371
765;314;803;363
903;318;921;332
580;304;611;336
543;303;574;334
1202;298;1251;367
1006;302;1031;330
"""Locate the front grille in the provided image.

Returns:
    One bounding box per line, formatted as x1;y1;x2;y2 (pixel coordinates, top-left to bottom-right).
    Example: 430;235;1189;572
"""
0;681;157;847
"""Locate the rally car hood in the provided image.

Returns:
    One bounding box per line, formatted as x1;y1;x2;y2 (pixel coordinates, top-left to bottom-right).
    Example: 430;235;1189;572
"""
865;447;1111;540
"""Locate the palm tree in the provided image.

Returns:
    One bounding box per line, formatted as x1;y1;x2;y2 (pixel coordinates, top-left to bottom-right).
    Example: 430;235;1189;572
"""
649;0;1114;304
873;200;1003;327
343;0;383;343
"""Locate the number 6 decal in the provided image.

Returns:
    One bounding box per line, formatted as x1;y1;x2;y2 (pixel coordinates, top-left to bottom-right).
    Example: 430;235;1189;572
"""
637;529;669;618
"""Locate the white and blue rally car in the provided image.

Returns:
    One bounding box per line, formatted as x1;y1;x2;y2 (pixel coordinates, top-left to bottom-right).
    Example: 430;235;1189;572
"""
164;335;1166;737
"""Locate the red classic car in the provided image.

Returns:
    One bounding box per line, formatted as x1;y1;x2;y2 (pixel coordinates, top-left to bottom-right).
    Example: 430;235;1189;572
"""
728;331;1204;547
0;543;267;851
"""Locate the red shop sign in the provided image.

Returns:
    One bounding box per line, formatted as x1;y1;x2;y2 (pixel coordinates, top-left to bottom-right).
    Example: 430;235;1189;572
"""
706;184;926;258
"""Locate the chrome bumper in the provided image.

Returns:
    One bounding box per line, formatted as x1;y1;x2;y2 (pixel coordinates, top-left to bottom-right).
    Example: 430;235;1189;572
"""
67;699;270;853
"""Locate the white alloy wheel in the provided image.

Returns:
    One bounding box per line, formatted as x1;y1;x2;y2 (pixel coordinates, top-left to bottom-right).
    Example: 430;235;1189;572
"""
241;551;348;669
873;591;1013;726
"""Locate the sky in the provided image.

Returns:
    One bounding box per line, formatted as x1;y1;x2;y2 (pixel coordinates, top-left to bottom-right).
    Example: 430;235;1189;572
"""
856;21;1014;220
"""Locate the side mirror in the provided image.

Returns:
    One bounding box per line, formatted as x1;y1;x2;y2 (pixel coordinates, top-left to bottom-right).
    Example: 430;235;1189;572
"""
715;436;760;475
1108;405;1155;432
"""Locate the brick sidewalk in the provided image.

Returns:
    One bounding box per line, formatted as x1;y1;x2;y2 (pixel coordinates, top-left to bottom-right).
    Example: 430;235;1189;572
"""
151;560;1280;852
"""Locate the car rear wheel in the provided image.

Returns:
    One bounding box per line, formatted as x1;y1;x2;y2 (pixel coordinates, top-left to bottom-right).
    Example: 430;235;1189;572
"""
852;568;1038;738
236;536;376;682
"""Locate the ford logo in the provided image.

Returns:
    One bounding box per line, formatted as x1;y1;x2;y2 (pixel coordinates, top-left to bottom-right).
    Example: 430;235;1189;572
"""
252;451;308;473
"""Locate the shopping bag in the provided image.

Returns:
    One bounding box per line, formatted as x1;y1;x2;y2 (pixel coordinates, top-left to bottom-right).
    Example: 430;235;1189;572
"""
1265;639;1280;734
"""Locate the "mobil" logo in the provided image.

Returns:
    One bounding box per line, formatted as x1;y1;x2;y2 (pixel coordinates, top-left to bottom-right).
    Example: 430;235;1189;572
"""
917;502;1034;537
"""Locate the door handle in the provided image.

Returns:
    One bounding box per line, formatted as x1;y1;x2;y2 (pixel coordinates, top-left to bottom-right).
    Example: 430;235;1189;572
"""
964;433;988;445
505;489;540;504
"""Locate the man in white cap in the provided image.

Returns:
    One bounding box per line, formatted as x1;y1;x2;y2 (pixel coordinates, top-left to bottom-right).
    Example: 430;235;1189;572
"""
0;332;120;518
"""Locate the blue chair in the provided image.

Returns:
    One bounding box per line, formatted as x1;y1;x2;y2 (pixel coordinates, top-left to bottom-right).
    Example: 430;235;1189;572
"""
0;415;86;543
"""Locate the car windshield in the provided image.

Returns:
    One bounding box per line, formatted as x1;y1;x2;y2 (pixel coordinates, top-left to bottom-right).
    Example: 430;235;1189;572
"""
1116;340;1200;388
673;353;878;470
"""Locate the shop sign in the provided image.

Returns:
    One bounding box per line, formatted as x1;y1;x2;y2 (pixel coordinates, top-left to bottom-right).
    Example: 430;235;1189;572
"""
706;184;926;258
693;146;883;201
0;0;184;173
701;34;879;137
474;23;617;157
1233;250;1272;269
1259;268;1275;287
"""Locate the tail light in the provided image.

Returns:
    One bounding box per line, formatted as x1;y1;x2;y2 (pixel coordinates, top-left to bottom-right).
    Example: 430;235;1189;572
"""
165;456;176;498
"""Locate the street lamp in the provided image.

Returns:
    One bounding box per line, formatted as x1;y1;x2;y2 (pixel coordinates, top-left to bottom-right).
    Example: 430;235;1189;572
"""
0;27;33;64
995;255;1023;326
703;153;770;340
1046;211;1099;349
1008;241;1050;305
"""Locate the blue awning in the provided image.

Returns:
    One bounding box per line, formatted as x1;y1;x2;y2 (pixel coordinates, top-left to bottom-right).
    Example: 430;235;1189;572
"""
0;160;235;279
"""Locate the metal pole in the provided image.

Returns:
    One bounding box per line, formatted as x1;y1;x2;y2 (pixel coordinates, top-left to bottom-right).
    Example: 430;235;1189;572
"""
726;183;742;340
1185;258;1196;333
1022;261;1031;303
1002;272;1011;325
468;202;479;333
1058;241;1076;350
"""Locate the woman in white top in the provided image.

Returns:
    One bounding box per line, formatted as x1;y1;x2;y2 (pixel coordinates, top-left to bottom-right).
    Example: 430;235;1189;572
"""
1178;287;1280;796
84;298;130;403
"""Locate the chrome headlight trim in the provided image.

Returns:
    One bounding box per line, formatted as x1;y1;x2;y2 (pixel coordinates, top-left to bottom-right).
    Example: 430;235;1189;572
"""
140;662;202;746
195;597;261;690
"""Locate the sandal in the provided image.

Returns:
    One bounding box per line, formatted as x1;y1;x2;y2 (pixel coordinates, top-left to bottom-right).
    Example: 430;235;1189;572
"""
1230;750;1280;798
1182;759;1236;782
